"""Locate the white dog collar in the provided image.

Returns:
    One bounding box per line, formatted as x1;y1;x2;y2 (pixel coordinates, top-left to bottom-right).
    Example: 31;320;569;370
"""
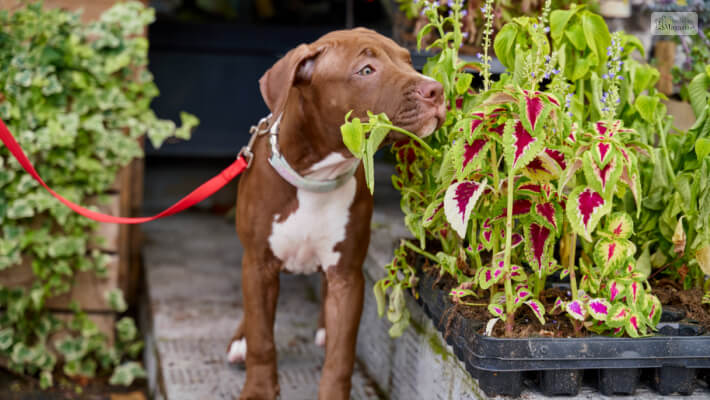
267;114;359;193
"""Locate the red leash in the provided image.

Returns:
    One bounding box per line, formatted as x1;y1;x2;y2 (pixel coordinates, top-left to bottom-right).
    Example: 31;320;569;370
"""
0;118;248;224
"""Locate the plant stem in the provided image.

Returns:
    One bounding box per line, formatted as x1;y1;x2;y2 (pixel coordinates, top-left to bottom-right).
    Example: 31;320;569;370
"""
490;144;500;197
657;119;676;181
567;232;578;301
566;232;584;337
382;123;439;156
503;168;516;337
402;240;437;262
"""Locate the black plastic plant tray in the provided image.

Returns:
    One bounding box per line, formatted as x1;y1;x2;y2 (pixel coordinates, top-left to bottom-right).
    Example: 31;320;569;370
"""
415;271;710;397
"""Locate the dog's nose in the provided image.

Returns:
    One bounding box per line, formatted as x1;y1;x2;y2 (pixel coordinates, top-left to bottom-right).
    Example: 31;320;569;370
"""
415;79;444;104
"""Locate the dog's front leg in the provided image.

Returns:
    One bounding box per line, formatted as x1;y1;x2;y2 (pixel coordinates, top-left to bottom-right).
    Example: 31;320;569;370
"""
318;263;365;400
240;252;281;400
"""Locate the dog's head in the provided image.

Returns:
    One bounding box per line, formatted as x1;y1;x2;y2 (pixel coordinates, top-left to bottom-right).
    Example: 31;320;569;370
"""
259;28;446;145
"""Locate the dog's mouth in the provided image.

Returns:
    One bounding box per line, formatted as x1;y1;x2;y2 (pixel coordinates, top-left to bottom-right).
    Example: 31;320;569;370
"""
390;100;446;140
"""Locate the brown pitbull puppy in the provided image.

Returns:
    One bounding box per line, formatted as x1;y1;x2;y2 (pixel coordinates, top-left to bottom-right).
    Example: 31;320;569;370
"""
228;28;445;400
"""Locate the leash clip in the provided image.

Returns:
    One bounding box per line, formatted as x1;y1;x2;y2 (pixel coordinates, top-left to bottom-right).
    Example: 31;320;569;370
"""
239;113;273;168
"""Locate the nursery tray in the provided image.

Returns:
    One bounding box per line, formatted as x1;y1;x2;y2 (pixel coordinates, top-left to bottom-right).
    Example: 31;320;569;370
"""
415;271;710;397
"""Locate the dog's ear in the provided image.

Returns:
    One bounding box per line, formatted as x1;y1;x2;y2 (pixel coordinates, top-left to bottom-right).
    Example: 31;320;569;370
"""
259;44;324;115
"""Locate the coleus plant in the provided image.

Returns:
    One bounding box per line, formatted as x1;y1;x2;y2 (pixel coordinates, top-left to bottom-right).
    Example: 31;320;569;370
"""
343;0;664;339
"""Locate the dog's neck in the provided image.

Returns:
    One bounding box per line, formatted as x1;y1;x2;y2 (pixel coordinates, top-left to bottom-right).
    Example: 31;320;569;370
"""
274;95;355;178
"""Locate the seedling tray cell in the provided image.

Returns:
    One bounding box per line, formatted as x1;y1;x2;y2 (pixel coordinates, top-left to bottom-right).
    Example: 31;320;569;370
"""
415;273;710;397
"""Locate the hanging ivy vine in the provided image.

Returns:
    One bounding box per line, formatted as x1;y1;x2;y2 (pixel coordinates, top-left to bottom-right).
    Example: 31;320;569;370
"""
0;1;198;388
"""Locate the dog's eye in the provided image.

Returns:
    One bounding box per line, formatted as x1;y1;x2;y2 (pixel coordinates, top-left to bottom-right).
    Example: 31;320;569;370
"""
358;66;374;76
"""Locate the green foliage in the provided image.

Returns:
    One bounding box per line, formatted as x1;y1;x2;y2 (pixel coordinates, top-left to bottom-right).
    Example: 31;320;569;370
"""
0;2;196;386
341;0;707;339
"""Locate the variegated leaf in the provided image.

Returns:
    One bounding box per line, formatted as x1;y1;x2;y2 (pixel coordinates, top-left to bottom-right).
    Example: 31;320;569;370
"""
444;180;487;238
587;298;611;321
471;112;485;134
625;314;641;337
480;218;493;250
593;141;614;168
583;152;622;198
422;200;444;228
551;297;565;313
523;95;544;132
533;202;561;233
488;303;506;320
510;264;527;281
522;89;561;107
566;186;611;242
461;138;489;175
565;299;586;321
514;287;532;305
496;198;532;220
525;299;546;324
606;212;634;239
524;223;553;276
593;239;629;277
608;281;625;302
518;183;542;197
628;281;644;305
647;294;662;327
606;303;628;328
620;164;641;211
503;120;544;172
479;262;505;290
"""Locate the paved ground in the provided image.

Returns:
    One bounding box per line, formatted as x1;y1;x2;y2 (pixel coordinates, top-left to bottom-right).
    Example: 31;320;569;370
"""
142;212;381;400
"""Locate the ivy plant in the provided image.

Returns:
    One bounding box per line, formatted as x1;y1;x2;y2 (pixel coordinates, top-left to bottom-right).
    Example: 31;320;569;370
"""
0;2;197;387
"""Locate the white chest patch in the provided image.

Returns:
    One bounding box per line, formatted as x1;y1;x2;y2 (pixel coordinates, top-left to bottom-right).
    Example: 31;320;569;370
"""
268;153;358;274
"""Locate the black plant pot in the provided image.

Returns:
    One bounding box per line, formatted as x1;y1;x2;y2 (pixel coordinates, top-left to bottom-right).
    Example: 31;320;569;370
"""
412;270;710;398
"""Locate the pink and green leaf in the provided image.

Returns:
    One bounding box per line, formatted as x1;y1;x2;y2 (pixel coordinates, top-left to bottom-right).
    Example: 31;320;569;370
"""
565;299;586;321
460;138;489;176
518;183;542;197
647;294;662;327
533;202;561;233
510;264;527;281
607;303;629;328
515;288;532;304
593;239;629;277
566;186;611;242
625;314;641;337
488;303;505;319
551;297;565;313
444;180;488;238
503;120;544;172
480;218;494;250
628;281;643;305
583;152;622;198
587;298;611;321
605;212;634;240
608;281;625;302
620;164;642;213
422;200;444;227
496;198;532;220
479;263;505;289
593;141;614;167
524;223;553;276
525;299;546;324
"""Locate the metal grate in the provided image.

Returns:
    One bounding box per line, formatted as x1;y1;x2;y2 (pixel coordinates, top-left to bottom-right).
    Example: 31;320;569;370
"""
144;213;381;400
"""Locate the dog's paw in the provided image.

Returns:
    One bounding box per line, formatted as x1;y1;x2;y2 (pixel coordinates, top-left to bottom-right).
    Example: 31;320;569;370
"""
227;338;247;364
314;328;326;347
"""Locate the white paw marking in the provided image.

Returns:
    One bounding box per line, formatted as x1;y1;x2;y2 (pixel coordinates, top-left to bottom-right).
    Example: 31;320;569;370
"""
268;153;357;275
227;338;247;364
314;328;326;347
